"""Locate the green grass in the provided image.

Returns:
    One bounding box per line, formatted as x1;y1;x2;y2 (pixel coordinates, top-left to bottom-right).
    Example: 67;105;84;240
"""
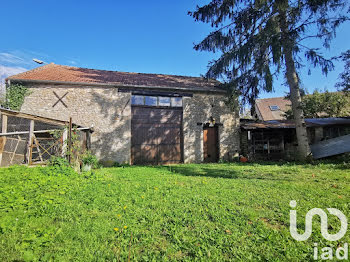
0;163;349;261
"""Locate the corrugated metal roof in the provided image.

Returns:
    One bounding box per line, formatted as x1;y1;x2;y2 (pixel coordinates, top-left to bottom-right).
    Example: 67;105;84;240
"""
241;118;350;130
311;134;350;159
305;118;350;126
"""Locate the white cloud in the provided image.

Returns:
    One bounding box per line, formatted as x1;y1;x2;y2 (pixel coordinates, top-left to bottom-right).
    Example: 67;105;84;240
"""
0;65;27;97
0;52;30;66
0;50;52;69
0;65;27;80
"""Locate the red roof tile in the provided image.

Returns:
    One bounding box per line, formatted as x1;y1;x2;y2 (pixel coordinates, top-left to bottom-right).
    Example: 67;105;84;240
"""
8;63;221;91
255;97;291;120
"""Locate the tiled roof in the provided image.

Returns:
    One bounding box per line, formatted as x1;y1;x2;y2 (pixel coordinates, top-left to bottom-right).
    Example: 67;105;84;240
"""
255;97;291;120
8;63;222;91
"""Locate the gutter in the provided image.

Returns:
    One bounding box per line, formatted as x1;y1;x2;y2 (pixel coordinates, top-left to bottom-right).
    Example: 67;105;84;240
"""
8;78;227;95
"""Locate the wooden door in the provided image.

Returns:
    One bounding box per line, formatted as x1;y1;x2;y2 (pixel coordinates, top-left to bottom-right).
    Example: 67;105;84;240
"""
203;126;219;163
131;106;183;165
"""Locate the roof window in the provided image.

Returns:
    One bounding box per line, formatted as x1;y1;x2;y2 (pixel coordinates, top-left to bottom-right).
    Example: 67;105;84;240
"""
269;105;280;111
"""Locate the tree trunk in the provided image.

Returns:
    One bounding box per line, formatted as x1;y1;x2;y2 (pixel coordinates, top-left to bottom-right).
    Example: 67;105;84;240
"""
280;12;311;160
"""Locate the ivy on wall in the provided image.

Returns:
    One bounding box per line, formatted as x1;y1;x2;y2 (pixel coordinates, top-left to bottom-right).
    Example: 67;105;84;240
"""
4;84;29;110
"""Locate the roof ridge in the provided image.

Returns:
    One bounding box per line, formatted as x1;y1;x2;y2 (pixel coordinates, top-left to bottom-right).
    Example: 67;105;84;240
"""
53;64;217;81
256;96;288;101
7;63;223;91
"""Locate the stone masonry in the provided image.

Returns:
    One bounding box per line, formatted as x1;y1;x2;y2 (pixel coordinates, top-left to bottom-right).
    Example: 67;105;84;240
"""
20;84;240;164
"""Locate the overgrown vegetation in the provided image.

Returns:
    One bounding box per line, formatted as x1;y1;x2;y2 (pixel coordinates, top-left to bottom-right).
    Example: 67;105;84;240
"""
81;151;98;167
49;126;96;172
284;90;350;119
0;163;349;261
3;84;29;110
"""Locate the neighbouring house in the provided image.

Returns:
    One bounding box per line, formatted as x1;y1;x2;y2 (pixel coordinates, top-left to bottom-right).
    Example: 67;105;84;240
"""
240;118;350;160
6;63;240;165
254;97;291;121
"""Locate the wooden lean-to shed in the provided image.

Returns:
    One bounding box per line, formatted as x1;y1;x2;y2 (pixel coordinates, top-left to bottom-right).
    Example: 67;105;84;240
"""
0;108;92;166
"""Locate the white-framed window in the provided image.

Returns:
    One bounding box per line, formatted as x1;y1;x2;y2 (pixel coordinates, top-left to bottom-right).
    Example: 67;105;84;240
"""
131;95;144;105
131;95;183;107
145;96;157;106
158;97;171;106
269;105;280;111
171;97;182;107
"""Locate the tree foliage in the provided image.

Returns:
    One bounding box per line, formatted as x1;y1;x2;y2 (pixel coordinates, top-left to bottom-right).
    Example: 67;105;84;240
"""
189;0;349;105
284;90;350;118
336;50;350;92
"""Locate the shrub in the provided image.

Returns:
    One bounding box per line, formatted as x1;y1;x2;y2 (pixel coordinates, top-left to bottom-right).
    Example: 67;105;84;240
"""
46;156;75;176
48;156;69;167
81;151;98;168
4;84;29;110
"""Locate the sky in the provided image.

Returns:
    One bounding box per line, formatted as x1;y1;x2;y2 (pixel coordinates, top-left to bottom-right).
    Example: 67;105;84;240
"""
0;0;349;99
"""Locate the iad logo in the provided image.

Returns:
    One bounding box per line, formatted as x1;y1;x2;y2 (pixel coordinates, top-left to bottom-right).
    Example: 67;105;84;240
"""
289;200;347;241
289;200;348;260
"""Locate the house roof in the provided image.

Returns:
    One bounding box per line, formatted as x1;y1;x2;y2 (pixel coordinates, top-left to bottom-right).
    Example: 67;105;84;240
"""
255;97;291;121
241;117;350;130
7;63;223;92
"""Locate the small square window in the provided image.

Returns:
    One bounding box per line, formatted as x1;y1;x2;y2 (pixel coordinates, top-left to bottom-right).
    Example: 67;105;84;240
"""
145;96;157;106
269;105;280;111
131;95;144;105
158;96;171;106
171;97;182;107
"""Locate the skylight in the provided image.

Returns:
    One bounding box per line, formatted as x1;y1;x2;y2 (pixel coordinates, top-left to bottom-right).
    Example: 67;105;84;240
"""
269;105;280;111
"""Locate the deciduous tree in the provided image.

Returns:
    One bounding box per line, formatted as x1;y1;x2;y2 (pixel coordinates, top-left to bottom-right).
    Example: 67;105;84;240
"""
284;90;349;118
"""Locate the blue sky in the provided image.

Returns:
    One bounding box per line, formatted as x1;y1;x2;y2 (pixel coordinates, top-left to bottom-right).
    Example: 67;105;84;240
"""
0;0;349;98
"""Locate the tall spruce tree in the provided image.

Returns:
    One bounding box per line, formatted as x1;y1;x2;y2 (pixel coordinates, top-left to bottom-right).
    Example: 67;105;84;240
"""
189;0;349;160
337;50;350;92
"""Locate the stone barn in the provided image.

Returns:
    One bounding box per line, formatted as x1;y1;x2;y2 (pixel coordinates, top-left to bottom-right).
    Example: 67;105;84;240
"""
7;64;240;165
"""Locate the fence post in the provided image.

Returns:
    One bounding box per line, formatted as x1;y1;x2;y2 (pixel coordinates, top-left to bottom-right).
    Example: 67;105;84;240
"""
62;128;68;157
67;117;72;164
0;114;8;166
26;120;34;165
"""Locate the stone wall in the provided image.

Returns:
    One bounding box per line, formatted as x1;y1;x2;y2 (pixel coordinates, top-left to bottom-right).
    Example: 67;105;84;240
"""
183;94;240;163
20;84;131;163
20;84;240;164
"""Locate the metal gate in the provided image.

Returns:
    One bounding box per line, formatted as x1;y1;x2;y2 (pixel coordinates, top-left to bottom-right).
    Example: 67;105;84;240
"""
131;106;183;165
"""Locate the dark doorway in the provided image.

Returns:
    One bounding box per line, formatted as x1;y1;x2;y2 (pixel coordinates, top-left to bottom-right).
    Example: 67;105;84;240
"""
203;126;219;163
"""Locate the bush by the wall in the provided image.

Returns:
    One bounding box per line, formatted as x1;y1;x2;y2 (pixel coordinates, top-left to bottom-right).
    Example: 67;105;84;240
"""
4;84;29;110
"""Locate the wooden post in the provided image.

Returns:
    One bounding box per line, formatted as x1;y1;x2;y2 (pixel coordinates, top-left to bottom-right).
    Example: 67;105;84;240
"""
2;114;8;133
67;117;72;164
0;114;8;166
86;131;91;150
27;120;34;165
61;128;68;157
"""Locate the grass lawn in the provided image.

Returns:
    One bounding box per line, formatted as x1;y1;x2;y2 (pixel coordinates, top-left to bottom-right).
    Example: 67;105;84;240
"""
0;163;349;261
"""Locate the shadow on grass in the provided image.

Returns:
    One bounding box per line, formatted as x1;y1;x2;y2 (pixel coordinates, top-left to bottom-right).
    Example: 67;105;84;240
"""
156;164;294;181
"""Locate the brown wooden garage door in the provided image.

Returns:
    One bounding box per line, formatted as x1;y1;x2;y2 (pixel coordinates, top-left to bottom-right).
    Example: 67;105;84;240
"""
131;106;183;165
